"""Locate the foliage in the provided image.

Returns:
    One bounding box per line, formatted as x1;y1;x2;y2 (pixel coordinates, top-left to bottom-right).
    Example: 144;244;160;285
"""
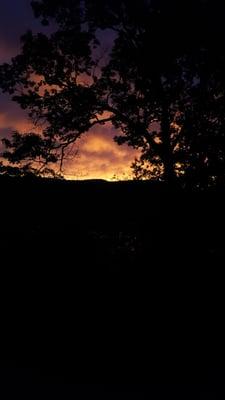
97;0;225;187
0;1;106;176
0;0;225;187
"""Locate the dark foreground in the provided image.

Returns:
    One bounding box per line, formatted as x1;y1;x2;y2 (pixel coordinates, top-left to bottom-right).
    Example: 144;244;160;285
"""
0;374;225;400
1;176;224;269
0;176;224;391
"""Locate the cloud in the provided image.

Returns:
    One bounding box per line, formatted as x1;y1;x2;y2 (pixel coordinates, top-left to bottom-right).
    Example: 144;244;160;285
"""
0;0;51;62
0;100;139;179
0;96;139;180
0;93;35;151
64;124;140;180
0;93;33;132
0;1;139;180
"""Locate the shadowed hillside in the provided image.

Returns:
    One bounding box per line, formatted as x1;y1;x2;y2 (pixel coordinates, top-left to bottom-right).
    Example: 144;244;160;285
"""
0;176;224;381
1;176;224;272
0;367;224;399
1;0;225;391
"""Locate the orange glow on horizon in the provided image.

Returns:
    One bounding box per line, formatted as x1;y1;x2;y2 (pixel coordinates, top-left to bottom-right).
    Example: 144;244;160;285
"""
63;125;140;180
0;47;139;180
0;109;140;180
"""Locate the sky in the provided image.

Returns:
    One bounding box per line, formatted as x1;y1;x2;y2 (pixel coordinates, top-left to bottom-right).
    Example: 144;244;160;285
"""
0;0;139;180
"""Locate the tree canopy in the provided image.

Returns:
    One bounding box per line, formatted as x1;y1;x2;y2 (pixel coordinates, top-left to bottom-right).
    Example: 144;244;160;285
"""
1;0;225;187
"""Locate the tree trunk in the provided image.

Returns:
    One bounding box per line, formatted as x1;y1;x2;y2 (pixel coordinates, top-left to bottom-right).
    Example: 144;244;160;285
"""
161;100;177;185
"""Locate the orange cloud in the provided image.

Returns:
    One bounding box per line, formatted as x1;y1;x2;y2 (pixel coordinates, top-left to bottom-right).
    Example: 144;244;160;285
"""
63;124;140;180
0;105;140;180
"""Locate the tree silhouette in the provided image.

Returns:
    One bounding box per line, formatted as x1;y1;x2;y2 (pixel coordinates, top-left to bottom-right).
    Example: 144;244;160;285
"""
0;0;109;176
96;0;225;187
0;0;225;186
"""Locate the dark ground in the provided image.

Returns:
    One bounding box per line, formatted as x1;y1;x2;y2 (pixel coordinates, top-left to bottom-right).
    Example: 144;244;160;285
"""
1;176;224;269
0;369;224;399
0;176;224;395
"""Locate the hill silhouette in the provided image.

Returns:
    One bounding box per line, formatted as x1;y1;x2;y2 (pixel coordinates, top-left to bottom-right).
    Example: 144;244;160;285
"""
0;368;224;399
0;176;224;386
1;175;224;272
1;0;225;390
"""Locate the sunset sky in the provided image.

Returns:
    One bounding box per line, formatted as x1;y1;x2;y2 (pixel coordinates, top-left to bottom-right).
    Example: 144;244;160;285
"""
0;0;139;180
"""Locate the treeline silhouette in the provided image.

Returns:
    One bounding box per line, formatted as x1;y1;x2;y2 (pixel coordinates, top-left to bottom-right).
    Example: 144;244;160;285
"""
0;367;225;400
1;0;225;186
1;0;225;389
1;175;224;274
1;175;224;377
